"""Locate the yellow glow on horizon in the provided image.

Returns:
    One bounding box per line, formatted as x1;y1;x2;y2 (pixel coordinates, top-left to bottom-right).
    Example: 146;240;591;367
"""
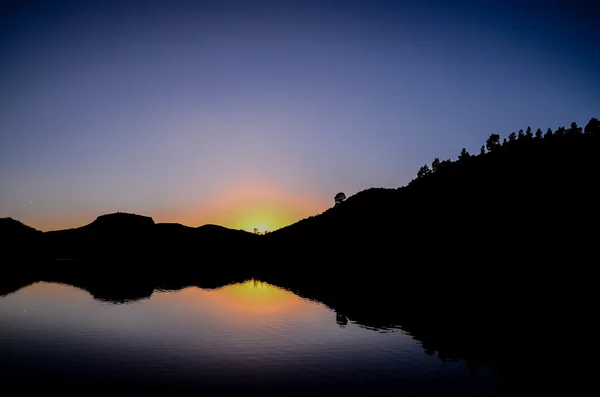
230;205;295;233
179;181;328;232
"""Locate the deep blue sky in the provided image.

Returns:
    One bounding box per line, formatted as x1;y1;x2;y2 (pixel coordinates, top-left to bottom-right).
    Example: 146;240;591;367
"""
1;0;599;231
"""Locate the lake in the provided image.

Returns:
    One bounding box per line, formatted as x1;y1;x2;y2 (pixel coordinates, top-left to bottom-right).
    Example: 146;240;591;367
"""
0;279;517;394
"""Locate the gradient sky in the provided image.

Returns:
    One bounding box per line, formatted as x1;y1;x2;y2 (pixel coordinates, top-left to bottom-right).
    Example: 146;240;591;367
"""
1;0;599;231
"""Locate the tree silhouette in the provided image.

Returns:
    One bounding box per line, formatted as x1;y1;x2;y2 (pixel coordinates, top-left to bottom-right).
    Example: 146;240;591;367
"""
432;158;440;172
334;192;346;206
407;116;595;198
417;164;431;179
486;134;501;152
568;122;582;136
535;128;543;139
439;159;452;169
585;118;599;136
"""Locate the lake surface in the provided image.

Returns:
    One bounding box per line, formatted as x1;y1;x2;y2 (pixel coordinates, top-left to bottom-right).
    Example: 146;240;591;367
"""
0;280;512;394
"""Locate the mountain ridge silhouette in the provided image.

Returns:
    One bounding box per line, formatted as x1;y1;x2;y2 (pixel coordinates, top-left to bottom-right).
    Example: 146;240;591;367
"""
2;117;599;265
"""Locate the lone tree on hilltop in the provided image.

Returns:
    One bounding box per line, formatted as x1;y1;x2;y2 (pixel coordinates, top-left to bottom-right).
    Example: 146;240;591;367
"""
334;192;346;206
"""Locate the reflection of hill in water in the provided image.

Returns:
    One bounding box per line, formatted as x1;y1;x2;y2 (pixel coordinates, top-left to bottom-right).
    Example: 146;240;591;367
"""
0;272;509;371
0;274;436;334
0;275;252;305
1;275;389;328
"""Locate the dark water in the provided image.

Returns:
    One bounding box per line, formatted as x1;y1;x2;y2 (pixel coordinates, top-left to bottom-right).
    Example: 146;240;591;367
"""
0;280;510;394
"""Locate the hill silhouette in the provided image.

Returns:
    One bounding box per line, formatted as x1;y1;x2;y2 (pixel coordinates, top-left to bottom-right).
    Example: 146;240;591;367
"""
268;118;599;253
2;117;598;274
4;117;598;264
2;211;260;263
0;217;42;237
0;217;44;261
91;212;155;230
262;118;599;288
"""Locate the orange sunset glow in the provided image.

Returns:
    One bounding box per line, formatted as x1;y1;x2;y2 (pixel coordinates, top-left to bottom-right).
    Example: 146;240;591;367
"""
155;182;329;233
27;182;329;232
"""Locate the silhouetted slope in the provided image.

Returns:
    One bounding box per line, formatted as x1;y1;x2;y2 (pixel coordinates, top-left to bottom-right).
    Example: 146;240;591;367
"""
0;217;43;261
267;118;599;266
0;217;41;237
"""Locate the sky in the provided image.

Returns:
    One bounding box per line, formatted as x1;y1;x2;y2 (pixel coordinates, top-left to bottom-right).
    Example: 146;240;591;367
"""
1;0;599;232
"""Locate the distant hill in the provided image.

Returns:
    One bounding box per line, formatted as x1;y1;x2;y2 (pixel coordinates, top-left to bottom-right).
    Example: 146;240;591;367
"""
90;212;155;231
0;217;42;238
0;218;44;261
1;212;258;263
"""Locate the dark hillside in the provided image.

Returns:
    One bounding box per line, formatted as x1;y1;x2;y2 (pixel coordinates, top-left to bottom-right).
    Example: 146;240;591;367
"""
266;118;599;267
0;217;43;261
0;217;42;240
39;213;259;263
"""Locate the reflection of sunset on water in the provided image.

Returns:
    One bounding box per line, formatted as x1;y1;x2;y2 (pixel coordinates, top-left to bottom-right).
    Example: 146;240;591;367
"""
1;278;452;394
7;280;325;323
161;279;322;319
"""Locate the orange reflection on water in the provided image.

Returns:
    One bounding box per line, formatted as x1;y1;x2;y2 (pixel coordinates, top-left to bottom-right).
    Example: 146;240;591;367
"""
159;279;322;319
